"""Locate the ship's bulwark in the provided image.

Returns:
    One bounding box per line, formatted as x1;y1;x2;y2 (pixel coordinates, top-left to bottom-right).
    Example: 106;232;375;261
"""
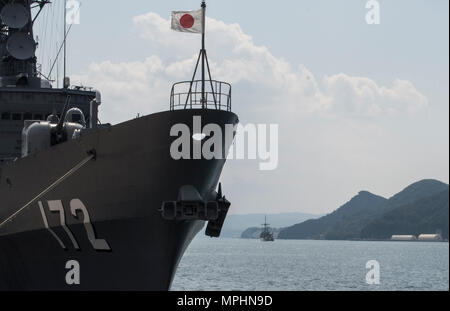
0;109;238;290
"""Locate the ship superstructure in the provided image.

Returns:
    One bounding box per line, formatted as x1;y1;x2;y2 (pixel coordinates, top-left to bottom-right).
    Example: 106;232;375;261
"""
0;1;99;161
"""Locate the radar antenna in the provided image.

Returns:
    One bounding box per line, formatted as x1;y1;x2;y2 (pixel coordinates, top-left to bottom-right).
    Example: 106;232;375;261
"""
6;32;36;60
0;3;30;29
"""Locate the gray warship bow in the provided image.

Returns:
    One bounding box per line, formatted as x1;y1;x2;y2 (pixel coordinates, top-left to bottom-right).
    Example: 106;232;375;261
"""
0;0;238;290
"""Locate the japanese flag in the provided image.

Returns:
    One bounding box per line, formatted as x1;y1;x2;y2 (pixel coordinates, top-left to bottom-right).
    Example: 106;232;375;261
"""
171;9;204;34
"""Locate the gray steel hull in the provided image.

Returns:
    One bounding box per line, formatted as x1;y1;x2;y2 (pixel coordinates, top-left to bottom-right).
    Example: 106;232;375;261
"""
0;109;238;290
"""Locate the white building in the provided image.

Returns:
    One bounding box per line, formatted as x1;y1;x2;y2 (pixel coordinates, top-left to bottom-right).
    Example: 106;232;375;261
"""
418;234;442;241
391;235;417;241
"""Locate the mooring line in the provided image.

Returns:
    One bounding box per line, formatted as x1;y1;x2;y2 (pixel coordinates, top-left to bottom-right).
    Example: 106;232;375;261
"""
0;153;95;229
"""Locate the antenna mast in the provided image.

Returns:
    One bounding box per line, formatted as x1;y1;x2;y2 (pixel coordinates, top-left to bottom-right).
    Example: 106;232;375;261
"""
183;1;218;110
63;0;67;88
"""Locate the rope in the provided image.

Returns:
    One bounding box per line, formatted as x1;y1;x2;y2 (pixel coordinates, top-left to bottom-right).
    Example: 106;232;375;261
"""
0;152;95;229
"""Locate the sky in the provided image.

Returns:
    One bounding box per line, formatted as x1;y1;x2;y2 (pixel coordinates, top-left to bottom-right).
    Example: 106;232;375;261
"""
34;0;449;215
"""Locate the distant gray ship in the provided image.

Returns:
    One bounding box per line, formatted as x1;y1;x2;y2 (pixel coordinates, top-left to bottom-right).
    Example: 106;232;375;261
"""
0;0;238;290
260;216;274;242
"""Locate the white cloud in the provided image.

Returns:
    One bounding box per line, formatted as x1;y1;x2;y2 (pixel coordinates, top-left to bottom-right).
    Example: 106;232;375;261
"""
70;11;437;215
72;11;428;124
323;74;428;117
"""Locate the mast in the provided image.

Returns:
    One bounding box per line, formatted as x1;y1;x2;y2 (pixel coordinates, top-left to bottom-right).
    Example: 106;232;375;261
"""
27;1;34;41
263;216;269;232
180;1;220;110
63;0;67;88
201;1;206;108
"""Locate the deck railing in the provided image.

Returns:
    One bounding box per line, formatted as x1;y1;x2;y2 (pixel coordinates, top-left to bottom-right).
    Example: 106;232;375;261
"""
170;80;231;112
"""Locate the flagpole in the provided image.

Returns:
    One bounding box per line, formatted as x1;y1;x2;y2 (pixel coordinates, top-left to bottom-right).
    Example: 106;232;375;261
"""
201;1;206;108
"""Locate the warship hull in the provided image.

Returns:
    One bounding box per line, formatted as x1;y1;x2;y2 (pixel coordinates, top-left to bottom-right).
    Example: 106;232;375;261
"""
0;109;238;290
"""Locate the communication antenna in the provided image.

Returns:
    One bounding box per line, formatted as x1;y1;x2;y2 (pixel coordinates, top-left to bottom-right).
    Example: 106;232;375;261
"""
44;1;80;86
6;32;36;60
0;3;30;29
63;0;67;88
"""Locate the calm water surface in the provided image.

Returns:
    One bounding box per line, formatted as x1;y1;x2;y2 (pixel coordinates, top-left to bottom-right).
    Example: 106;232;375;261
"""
171;238;449;291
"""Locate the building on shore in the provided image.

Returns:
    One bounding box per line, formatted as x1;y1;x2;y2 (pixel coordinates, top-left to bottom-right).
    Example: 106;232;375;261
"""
418;234;443;241
391;235;417;241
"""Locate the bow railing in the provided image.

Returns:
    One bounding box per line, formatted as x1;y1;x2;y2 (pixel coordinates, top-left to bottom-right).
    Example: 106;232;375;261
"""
170;80;231;111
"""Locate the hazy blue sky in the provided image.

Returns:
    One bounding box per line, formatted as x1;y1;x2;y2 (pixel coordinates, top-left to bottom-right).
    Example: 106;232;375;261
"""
35;0;449;214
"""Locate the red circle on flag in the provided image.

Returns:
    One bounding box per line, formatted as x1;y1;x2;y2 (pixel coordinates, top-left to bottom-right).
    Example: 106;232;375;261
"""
180;14;195;28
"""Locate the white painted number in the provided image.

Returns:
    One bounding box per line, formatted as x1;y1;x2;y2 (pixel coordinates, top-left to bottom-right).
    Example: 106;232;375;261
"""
39;199;111;251
70;199;111;251
38;201;67;249
48;200;80;250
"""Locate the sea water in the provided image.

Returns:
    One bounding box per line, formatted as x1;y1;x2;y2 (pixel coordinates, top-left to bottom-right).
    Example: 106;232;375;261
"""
171;237;449;291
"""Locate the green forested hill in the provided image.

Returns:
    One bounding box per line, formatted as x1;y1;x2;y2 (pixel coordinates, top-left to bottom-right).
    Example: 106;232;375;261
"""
278;180;449;240
360;189;449;239
278;191;387;239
